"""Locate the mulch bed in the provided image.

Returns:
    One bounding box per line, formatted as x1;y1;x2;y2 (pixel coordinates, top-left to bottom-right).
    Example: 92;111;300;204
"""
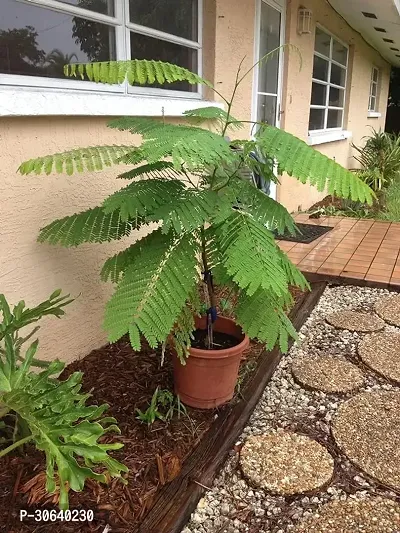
275;223;333;244
0;288;304;533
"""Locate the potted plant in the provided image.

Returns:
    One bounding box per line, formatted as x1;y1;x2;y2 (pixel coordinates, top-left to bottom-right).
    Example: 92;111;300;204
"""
18;55;373;409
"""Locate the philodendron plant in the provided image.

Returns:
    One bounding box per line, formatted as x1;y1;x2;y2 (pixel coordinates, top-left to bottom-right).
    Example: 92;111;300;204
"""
0;291;127;509
18;56;373;359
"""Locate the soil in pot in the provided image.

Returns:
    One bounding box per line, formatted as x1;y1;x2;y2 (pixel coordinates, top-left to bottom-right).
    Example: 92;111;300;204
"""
191;329;238;350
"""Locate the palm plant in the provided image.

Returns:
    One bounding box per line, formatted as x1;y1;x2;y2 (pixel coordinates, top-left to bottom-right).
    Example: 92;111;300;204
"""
353;128;400;192
18;56;373;359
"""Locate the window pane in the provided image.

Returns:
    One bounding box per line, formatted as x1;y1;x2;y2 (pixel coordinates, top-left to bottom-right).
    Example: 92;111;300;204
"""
371;82;377;96
258;2;281;95
311;82;327;105
373;68;379;82
257;94;277;126
129;0;198;41
332;39;348;65
130;32;197;91
329;86;344;107
313;55;329;81
315;27;330;57
369;95;376;111
327;109;343;128
0;0;116;79
54;0;114;16
330;63;346;86
309;108;325;130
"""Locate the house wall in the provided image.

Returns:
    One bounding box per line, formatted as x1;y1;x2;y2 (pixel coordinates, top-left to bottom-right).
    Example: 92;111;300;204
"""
279;0;391;212
0;0;255;364
0;0;392;364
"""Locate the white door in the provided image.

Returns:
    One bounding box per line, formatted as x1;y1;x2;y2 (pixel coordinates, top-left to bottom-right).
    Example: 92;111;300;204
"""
253;0;285;199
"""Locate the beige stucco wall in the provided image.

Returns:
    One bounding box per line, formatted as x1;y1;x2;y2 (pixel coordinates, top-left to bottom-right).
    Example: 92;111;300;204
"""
279;0;391;212
0;0;257;364
0;117;142;363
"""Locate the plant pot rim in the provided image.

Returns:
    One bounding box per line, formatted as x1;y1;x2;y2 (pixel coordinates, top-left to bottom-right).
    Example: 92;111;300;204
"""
190;315;250;360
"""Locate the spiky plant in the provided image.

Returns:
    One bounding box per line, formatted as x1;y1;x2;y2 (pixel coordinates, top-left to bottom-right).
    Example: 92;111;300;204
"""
19;55;373;358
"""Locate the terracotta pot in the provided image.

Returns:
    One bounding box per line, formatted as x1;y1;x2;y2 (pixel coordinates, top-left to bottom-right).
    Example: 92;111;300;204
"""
173;316;250;409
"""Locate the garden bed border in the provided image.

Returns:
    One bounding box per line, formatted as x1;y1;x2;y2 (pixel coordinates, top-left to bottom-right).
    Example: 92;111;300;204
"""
135;281;327;533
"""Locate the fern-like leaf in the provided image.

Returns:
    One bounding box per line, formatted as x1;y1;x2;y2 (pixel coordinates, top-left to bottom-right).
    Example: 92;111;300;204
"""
18;146;134;176
38;207;136;247
108;117;235;170
117;161;182;180
102;179;186;222
170;289;201;363
236;288;297;353
149;189;230;234
65;59;212;88
183;106;243;131
257;126;374;204
101;242;139;283
212;211;290;298
233;178;297;234
104;230;200;348
278;250;309;290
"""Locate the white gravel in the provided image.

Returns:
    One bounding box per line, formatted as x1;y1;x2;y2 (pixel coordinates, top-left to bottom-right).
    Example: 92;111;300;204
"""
182;284;400;533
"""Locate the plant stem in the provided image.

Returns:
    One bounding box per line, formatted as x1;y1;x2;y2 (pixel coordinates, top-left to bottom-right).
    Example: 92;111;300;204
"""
0;435;32;458
200;227;216;349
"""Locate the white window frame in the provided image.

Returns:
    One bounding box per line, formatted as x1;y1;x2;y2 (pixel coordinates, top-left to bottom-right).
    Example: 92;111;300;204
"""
368;66;380;114
0;0;203;100
309;25;349;134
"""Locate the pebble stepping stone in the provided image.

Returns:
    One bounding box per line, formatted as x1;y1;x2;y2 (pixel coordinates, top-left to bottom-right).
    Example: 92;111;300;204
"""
291;497;400;533
332;391;400;490
326;311;384;332
239;431;334;495
358;332;400;383
292;354;364;393
375;295;400;327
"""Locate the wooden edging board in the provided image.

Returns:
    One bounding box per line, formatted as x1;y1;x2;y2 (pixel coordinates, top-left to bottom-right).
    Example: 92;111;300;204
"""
134;281;327;533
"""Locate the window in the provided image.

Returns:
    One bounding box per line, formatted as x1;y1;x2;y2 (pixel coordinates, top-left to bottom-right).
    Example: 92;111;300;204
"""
369;67;379;112
0;0;201;95
309;27;348;132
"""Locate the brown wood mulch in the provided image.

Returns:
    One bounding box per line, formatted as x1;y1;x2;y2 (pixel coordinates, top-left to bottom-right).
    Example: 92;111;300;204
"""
0;287;306;533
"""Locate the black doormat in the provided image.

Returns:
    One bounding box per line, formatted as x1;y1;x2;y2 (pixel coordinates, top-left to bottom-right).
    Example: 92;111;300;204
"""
275;223;333;244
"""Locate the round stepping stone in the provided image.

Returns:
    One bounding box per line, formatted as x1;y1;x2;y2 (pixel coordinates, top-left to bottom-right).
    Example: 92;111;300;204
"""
332;391;400;490
375;295;400;327
291;497;400;533
326;311;384;332
358;332;400;383
239;431;334;495
292;354;364;393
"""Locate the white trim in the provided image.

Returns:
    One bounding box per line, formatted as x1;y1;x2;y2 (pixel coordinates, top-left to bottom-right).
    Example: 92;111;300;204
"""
368;66;380;113
309;26;349;132
18;0;120;24
367;111;382;118
308;130;352;146
0;86;221;117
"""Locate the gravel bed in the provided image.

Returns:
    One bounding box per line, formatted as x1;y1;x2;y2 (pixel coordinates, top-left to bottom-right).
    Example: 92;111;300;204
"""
182;284;400;533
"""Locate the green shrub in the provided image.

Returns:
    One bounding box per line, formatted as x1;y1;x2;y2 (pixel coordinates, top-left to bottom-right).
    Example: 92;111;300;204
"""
353;128;400;192
18;56;373;358
0;291;127;509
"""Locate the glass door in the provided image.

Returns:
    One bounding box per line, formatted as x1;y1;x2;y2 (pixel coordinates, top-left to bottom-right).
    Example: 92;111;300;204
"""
253;0;285;199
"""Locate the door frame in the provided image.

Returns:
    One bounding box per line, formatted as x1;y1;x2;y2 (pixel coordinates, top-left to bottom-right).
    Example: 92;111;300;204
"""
251;0;286;200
